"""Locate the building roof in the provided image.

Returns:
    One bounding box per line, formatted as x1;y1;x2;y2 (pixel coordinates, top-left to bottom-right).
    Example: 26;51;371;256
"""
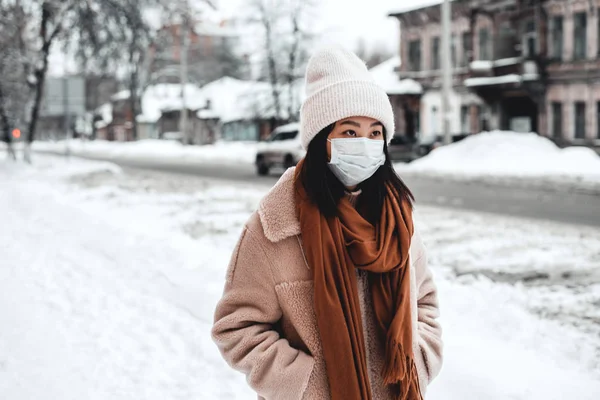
388;0;447;16
139;83;206;123
196;76;303;123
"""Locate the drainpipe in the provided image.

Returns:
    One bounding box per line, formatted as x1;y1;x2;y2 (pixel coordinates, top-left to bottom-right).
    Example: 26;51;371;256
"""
441;0;453;145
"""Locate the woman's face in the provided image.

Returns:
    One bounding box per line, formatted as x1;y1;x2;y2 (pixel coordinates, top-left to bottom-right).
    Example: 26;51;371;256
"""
326;116;384;161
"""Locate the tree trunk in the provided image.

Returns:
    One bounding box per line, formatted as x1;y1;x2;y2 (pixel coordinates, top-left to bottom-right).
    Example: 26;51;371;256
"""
0;85;16;161
261;3;281;119
129;66;139;141
287;13;300;122
128;33;140;141
25;2;59;163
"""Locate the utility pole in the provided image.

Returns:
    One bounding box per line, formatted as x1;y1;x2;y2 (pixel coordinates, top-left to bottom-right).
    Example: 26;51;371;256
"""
63;75;71;158
441;0;452;145
179;5;189;145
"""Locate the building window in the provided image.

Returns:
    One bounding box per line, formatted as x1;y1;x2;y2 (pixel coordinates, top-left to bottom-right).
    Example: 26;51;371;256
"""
408;40;422;71
479;28;491;60
431;36;441;70
461;105;470;133
550;16;563;60
523;20;537;57
574;102;586;139
551;102;562;138
462;32;471;66
451;34;458;68
574;12;587;60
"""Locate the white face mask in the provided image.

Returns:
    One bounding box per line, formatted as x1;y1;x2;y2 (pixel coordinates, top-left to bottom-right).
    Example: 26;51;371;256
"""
327;138;385;187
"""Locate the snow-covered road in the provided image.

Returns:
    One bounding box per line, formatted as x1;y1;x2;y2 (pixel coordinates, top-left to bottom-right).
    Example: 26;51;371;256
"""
1;155;599;399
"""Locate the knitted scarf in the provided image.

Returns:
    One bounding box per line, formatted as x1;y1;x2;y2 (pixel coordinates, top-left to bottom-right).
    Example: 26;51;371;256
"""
294;160;421;400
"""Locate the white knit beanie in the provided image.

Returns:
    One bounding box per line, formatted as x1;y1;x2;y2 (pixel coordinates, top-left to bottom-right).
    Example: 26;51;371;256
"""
299;46;395;150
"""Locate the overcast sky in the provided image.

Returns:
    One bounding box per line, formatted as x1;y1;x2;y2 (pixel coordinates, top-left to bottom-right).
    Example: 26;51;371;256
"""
213;0;439;53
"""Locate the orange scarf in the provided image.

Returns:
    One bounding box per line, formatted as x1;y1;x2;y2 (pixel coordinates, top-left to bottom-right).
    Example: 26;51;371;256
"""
294;160;421;400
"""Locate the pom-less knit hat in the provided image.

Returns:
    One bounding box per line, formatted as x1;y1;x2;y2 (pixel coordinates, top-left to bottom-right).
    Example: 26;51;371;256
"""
299;46;395;150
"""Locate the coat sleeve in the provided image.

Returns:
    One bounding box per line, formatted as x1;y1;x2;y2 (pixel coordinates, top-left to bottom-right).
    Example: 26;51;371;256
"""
412;227;444;387
212;226;315;400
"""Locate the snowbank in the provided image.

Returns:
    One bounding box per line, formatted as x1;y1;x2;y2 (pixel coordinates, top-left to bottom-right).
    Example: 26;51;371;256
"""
32;139;259;166
398;131;600;189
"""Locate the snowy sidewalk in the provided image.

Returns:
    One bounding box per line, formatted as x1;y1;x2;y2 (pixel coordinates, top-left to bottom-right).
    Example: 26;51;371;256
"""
1;155;599;400
29;138;259;167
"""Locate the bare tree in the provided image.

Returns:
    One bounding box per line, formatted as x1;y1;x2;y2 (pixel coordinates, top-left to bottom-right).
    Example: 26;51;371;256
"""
0;0;29;160
13;1;78;162
355;38;395;69
1;0;159;161
70;0;159;142
246;0;317;123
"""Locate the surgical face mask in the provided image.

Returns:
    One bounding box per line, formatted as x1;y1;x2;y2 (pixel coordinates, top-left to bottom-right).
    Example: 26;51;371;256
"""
327;138;385;187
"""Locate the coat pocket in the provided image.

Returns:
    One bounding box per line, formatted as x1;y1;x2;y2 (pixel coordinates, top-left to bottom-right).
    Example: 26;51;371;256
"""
274;280;331;399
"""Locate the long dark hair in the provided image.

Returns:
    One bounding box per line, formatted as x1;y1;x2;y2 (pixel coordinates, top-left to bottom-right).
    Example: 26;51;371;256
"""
299;124;414;225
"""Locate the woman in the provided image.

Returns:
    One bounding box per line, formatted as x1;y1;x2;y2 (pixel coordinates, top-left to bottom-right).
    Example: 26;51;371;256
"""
212;47;443;400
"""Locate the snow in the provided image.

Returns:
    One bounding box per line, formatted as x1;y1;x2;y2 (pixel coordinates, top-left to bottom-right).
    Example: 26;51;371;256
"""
470;60;493;71
140;84;206;123
197;77;278;123
1;155;600;399
388;0;450;15
370;57;423;95
32;139;259;167
95;103;113;129
465;74;540;87
197;109;219;119
397;131;600;190
493;57;522;67
111;90;131;101
197;77;303;123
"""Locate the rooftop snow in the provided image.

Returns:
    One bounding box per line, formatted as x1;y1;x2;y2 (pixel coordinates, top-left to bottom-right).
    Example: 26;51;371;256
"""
464;74;540;87
388;0;454;16
494;57;522;67
370;57;423;95
196;77;303;123
140;84;206;123
470;60;493;71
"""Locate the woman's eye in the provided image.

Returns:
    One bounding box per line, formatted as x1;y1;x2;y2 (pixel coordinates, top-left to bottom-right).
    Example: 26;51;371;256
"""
343;130;357;137
371;130;382;137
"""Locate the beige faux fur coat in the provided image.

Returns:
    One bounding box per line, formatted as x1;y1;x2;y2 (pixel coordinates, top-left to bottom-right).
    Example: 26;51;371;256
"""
212;168;443;399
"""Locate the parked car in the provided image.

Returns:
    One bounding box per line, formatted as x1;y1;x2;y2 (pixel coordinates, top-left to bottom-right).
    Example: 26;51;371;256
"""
388;135;420;162
388;133;471;162
255;123;304;176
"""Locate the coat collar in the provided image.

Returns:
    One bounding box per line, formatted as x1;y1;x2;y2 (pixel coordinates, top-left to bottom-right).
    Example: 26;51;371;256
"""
257;167;301;243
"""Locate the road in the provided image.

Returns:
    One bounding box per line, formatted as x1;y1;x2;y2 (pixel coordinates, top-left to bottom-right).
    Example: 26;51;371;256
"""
95;156;600;228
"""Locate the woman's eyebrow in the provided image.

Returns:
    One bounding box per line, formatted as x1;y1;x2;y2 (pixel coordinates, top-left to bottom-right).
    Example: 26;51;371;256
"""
340;120;361;128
